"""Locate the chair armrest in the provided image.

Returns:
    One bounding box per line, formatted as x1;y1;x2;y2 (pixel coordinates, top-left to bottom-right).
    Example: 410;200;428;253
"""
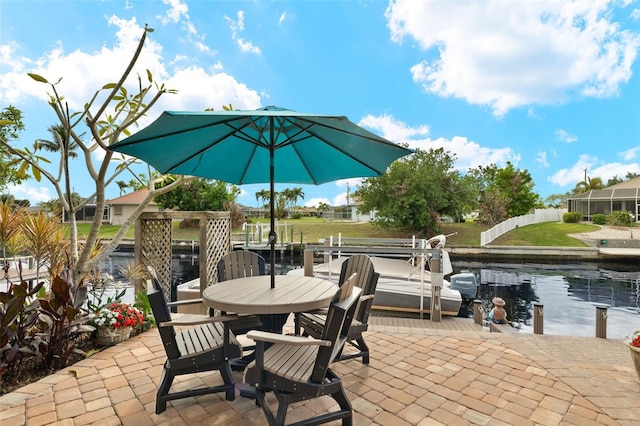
247;330;331;347
167;298;203;306
360;294;374;301
159;314;238;328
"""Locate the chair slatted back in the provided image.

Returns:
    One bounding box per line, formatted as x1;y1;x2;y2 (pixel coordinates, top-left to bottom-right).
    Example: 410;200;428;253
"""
310;274;361;383
217;251;266;282
147;274;181;359
339;255;378;322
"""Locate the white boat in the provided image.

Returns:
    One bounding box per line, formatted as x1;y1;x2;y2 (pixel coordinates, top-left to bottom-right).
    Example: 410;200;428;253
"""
289;235;463;316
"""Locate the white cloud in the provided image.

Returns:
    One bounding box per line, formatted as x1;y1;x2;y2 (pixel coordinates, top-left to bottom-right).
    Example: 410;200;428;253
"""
620;146;640;161
0;16;261;126
360;113;519;171
304;197;330;208
548;154;640;187
555;129;578;143
225;11;262;55
278;12;287;26
6;183;55;204
0;15;263;206
386;0;640;116
333;178;364;190
332;193;349;206
536;151;550;168
548;154;597;186
157;0;189;24
359;113;429;141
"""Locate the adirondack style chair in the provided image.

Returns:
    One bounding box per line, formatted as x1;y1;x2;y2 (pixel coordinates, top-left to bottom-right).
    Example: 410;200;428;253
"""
216;250;266;334
296;254;379;364
244;273;362;426
147;272;242;414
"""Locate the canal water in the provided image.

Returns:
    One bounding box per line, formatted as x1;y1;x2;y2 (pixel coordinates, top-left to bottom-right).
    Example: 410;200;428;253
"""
101;253;640;340
454;260;640;339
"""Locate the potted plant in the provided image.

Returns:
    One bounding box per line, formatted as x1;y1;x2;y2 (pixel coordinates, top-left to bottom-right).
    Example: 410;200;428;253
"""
624;328;640;383
91;302;144;346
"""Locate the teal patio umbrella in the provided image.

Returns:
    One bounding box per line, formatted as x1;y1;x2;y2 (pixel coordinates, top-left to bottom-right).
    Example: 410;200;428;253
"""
109;106;413;288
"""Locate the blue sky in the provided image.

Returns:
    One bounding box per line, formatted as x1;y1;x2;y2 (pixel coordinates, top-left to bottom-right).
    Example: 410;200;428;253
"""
1;0;640;209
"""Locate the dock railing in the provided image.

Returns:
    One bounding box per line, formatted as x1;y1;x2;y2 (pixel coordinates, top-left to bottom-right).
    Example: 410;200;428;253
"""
302;242;445;319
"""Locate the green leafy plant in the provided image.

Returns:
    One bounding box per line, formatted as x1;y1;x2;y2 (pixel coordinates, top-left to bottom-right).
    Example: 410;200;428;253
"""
36;265;91;372
563;212;581;223
591;213;606;225
0;280;44;386
606;210;634;226
134;289;155;332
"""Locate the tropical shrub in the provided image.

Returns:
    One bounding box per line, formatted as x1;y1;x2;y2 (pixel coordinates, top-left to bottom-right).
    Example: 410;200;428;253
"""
591;214;606;225
563;212;581;223
607;210;634;226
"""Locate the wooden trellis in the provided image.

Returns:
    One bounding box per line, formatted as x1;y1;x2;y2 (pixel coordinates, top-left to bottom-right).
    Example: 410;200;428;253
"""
134;211;231;302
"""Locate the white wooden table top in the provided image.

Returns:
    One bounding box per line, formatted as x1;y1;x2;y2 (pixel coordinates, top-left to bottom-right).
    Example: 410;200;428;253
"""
202;275;338;315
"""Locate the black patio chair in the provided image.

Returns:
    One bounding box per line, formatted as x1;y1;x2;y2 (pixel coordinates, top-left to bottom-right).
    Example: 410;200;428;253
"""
147;271;242;414
216;250;266;335
296;254;379;364
244;273;362;426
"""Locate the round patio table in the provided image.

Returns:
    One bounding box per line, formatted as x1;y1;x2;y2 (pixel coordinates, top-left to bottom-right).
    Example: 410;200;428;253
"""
202;274;338;333
202;274;338;389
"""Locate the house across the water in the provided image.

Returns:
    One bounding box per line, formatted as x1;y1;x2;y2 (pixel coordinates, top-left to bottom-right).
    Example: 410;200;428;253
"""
568;176;640;221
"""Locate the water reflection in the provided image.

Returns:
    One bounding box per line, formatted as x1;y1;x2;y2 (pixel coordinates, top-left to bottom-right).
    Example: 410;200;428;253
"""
455;261;640;338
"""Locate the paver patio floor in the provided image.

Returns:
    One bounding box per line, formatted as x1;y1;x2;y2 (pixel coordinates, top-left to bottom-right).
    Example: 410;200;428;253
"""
1;316;639;425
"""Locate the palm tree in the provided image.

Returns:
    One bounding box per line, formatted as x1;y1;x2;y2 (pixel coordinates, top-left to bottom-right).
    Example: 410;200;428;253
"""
255;189;270;215
317;202;330;218
34;124;78;159
291;187;304;209
116;181;129;196
573;176;604;194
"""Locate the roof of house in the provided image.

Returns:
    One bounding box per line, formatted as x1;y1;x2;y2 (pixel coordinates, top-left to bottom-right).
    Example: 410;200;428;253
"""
569;177;640;200
107;189;156;205
606;176;640;190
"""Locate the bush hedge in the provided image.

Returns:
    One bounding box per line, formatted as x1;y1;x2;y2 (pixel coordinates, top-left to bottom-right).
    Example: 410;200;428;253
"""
591;213;606;225
563;212;581;223
607;210;634;226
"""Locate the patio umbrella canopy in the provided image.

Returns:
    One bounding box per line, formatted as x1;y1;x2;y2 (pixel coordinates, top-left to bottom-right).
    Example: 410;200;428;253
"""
109;106;413;288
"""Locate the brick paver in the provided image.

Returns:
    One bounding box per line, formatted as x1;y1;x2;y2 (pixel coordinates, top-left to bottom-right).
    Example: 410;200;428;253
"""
0;316;638;425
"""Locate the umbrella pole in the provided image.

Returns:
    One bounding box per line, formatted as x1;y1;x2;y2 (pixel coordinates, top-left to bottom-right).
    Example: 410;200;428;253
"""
269;122;276;289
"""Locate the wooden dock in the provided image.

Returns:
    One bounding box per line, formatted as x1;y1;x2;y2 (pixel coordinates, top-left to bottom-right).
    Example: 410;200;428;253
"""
368;314;483;333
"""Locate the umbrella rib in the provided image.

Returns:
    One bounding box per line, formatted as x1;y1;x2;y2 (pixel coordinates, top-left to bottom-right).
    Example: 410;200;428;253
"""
164;120;267;176
280;117;393;176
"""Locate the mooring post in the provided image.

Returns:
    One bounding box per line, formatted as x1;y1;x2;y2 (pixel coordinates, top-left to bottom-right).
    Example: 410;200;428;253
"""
533;303;544;335
324;238;330;264
473;300;483;325
303;250;314;277
596;305;608;338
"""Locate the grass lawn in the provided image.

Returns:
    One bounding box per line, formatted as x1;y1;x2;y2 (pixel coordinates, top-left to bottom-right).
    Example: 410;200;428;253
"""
490;222;598;247
71;218;601;247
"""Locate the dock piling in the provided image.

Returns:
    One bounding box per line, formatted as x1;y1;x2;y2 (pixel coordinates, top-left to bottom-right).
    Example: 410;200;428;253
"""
596;305;608;338
533;303;543;335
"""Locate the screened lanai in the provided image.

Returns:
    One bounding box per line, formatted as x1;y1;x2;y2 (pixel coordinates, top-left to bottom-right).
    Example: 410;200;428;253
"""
568;180;640;221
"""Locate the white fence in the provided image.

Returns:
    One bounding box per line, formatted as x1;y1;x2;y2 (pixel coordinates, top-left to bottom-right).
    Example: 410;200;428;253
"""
480;208;567;246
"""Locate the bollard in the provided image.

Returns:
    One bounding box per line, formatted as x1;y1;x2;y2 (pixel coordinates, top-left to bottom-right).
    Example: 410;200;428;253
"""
596;305;608;339
473;300;483;325
533;303;543;335
303;250;314;277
